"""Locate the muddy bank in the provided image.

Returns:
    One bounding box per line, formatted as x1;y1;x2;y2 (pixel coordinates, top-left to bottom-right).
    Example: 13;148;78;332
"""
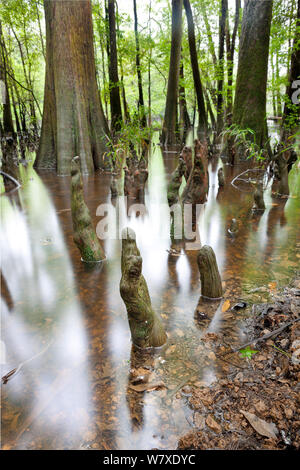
178;278;300;450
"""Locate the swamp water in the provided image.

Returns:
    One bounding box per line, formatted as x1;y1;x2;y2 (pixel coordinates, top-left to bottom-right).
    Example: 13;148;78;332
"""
1;142;300;449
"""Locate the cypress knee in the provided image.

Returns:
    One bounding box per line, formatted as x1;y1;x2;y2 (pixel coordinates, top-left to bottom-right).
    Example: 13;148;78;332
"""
182;139;209;205
120;227;167;348
181;145;193;182
197;245;223;299
167;157;186;206
71;156;105;262
218;167;225;187
272;152;290;196
253;185;265;211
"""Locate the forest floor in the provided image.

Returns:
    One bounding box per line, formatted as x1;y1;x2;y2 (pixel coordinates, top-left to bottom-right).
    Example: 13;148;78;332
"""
178;278;300;450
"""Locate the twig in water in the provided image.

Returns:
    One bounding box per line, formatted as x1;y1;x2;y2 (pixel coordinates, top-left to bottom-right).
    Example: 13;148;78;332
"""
1;340;53;384
218;318;300;357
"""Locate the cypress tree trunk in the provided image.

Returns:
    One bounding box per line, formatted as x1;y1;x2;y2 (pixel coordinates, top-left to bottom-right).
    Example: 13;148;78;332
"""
161;0;183;146
0;22;15;136
183;0;207;138
232;0;273;155
108;0;123;132
148;0;152;128
120;227;167;349
225;0;241;114
216;0;227;135
281;0;300;140
133;0;146;128
203;87;216;131
35;0;110;175
115;2;131;124
179;61;191;137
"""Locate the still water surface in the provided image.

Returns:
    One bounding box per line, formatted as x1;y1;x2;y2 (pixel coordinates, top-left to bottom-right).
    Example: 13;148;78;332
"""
1;140;300;449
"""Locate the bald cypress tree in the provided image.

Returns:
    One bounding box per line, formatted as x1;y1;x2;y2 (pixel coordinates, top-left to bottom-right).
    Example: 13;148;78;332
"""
161;0;183;146
183;0;207;139
35;0;110;175
281;0;300;140
232;0;273;156
108;0;122;132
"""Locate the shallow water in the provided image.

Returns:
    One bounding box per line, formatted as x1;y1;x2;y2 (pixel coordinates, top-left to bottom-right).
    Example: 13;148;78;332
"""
1;142;300;450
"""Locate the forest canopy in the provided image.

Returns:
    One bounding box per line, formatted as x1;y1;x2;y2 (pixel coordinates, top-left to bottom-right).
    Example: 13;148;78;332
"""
0;0;299;174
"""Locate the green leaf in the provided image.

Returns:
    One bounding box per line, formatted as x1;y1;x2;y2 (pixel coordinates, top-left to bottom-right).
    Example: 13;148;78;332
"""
239;346;258;359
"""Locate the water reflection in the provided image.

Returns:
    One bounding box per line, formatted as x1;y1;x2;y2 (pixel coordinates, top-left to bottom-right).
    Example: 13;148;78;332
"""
1;171;89;449
1;141;300;449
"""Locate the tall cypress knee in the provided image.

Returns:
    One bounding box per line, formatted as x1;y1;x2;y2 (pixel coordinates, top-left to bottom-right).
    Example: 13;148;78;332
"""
120;227;167;348
71;157;105;262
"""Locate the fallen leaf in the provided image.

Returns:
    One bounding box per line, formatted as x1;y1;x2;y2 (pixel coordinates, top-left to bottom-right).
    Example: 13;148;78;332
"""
206;415;222;433
240;410;278;439
268;282;277;291
222;300;230;312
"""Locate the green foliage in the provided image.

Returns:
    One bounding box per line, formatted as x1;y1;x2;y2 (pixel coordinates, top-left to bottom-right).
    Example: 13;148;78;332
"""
239;346;258;360
221;124;269;162
104;119;153;165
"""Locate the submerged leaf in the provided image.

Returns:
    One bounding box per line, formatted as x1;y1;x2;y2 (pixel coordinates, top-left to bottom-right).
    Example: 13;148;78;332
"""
222;300;230;312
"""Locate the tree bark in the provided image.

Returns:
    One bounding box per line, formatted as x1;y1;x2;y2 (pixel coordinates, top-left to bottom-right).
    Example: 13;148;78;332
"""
133;0;147;128
225;0;241;113
179;61;191;138
197;245;223;299
35;0;110;175
108;0;122;132
216;0;228;135
161;0;183;146
120;227;167;348
281;0;300;139
0;22;15;136
232;0;273;155
183;0;207;138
